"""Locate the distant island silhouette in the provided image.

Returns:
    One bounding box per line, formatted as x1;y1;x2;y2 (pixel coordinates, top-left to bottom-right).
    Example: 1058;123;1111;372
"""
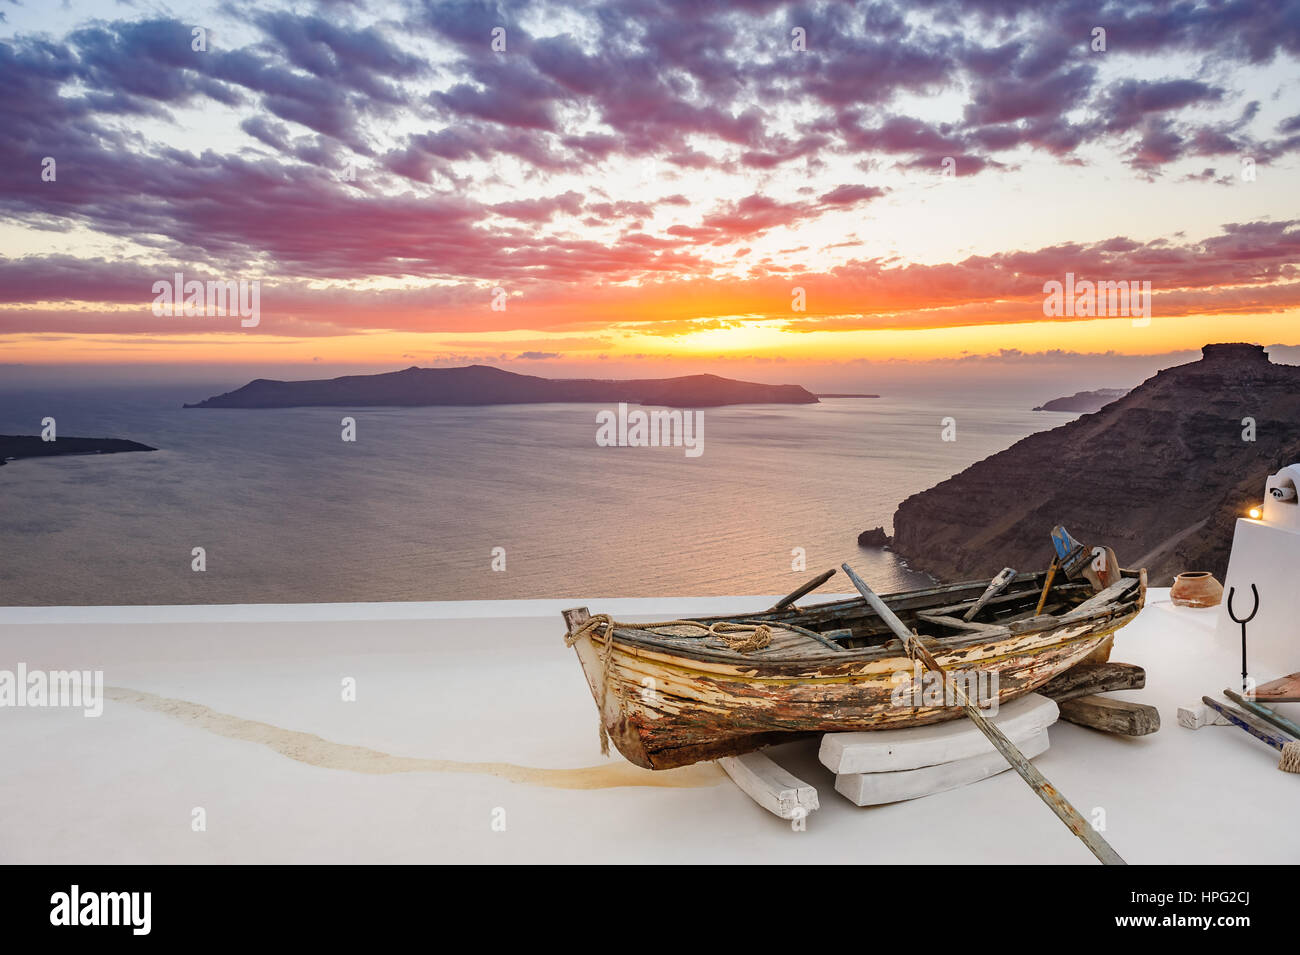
1;435;156;466
1032;388;1129;413
185;364;821;409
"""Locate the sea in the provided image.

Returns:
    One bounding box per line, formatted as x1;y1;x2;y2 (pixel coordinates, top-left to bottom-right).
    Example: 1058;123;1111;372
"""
0;385;1067;605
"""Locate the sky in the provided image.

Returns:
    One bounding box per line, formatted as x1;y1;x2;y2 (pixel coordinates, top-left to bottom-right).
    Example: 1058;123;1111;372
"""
1;0;1298;390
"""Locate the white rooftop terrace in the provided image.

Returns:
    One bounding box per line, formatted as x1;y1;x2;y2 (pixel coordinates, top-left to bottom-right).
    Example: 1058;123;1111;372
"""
0;588;1295;864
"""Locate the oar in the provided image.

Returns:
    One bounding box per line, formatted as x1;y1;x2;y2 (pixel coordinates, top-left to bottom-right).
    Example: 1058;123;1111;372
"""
840;562;1127;865
771;568;836;611
1034;558;1060;616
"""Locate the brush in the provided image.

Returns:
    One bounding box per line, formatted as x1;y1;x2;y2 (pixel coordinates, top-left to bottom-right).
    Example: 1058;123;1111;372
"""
1202;696;1300;773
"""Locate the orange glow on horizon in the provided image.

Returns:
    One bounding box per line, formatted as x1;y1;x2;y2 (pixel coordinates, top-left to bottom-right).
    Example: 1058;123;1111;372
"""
2;309;1297;367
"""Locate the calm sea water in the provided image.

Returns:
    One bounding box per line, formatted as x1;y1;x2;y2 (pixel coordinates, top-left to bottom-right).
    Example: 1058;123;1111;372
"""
0;386;1064;605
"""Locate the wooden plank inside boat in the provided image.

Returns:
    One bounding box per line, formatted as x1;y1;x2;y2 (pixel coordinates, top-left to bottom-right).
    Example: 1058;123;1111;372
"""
914;612;1001;632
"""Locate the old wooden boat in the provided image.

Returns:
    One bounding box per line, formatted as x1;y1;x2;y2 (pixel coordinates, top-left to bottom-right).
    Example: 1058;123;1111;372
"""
562;567;1145;770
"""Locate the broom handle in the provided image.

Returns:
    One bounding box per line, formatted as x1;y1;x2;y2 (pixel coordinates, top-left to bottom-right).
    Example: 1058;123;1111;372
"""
1224;689;1300;739
841;562;1127;866
1206;695;1294;751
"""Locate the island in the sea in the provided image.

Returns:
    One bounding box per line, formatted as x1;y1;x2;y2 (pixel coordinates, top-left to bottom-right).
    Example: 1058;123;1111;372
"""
1032;388;1129;413
185;364;821;409
0;435;157;466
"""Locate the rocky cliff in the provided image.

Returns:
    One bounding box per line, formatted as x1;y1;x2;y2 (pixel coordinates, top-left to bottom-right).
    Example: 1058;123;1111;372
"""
889;344;1300;585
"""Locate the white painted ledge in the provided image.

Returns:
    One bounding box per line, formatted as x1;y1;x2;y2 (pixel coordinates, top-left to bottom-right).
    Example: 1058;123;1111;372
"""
0;593;864;626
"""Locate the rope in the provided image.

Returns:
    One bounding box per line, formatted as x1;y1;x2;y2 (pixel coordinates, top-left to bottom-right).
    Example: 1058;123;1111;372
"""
564;615;774;652
563;614;774;756
1280;741;1300;774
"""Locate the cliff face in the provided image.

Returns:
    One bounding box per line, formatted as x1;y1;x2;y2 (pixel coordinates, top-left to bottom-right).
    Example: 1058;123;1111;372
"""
185;365;819;409
890;344;1300;585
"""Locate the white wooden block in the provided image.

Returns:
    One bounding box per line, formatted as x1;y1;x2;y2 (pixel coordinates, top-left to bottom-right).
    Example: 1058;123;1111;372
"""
834;730;1051;806
1177;703;1230;729
819;692;1059;774
718;751;819;820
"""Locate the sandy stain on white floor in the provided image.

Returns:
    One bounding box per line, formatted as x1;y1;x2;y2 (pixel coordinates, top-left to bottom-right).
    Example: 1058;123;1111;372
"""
106;686;723;790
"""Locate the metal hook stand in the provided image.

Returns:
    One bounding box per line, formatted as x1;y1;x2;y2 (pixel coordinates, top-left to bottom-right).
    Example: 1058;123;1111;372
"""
1227;583;1260;695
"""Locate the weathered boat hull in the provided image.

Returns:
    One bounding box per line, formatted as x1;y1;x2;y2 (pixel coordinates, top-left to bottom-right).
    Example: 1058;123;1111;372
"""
565;572;1142;769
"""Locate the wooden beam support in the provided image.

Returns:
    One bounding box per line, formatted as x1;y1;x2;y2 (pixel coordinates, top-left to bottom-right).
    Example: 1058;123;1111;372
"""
1038;662;1146;704
1058;695;1160;736
717;751;819;821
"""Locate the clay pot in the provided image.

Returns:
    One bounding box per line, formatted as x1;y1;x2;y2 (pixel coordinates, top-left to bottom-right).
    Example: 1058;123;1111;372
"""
1170;572;1224;608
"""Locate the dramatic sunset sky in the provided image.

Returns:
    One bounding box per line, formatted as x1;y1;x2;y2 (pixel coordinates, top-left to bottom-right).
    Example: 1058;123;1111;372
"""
1;0;1298;389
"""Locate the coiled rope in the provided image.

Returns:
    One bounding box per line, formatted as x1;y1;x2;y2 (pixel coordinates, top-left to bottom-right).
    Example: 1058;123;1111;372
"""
564;614;773;653
563;614;774;755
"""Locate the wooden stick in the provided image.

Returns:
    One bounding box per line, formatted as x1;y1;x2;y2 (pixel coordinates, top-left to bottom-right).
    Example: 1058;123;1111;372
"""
841;562;1127;866
771;568;836;610
1034;559;1060;616
963;567;1016;621
1201;696;1293;751
1038;662;1145;703
1223;689;1300;740
1057;695;1160;736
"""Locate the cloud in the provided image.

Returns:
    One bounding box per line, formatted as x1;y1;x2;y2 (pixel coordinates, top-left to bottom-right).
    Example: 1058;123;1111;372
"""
1;0;1298;351
3;221;1297;337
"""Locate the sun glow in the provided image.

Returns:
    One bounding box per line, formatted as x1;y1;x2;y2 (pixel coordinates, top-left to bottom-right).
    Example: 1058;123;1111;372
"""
3;307;1298;368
